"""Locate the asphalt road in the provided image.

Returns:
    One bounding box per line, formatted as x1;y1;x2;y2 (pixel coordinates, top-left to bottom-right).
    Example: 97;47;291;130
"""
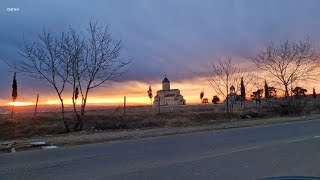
2;119;320;180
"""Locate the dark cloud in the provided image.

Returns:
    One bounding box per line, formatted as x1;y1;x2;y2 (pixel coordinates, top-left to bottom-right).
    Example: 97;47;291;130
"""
1;0;320;99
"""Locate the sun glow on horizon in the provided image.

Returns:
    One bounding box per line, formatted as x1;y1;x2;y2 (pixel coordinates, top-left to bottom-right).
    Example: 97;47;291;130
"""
44;96;152;106
8;102;34;106
3;75;320;107
0;77;248;106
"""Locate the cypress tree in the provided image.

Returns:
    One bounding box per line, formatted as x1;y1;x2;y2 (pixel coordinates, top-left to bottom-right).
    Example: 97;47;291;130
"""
147;85;153;106
11;73;17;118
264;80;269;99
313;87;317;99
240;77;245;104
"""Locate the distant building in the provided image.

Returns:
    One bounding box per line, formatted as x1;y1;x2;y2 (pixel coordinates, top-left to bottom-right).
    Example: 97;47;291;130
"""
228;85;237;103
153;76;186;106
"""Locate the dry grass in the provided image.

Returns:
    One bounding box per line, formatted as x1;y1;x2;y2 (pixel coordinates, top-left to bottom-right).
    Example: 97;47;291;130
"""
0;102;312;141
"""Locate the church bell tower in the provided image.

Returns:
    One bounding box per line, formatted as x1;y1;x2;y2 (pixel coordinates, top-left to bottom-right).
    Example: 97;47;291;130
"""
162;75;170;90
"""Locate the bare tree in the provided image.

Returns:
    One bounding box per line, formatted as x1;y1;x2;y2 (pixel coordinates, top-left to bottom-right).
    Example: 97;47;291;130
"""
57;22;130;131
251;39;319;97
226;71;258;102
10;29;70;133
77;22;131;117
6;21;130;132
243;73;261;98
60;28;85;131
208;57;240;116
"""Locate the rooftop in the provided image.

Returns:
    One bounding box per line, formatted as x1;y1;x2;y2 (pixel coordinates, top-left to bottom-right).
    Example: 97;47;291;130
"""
162;76;170;83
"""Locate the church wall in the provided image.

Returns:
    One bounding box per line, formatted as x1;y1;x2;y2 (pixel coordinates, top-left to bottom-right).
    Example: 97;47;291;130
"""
153;77;186;106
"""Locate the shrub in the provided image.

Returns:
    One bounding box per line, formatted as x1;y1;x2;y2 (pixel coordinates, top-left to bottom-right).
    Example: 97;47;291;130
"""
277;98;308;115
240;109;266;119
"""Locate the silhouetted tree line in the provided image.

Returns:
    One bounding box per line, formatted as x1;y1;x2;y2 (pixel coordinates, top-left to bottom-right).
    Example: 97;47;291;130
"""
208;38;320;116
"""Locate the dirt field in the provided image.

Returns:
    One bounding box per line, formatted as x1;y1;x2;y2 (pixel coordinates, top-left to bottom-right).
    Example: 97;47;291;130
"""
0;103;266;140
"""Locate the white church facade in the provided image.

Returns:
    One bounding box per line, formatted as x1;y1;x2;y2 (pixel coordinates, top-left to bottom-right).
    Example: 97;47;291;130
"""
153;76;186;106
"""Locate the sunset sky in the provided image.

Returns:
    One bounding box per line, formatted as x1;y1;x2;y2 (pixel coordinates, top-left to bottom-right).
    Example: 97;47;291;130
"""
1;0;320;106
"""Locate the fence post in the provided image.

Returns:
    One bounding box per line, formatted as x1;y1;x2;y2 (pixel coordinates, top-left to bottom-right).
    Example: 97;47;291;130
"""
158;96;160;114
124;96;126;116
34;94;39;117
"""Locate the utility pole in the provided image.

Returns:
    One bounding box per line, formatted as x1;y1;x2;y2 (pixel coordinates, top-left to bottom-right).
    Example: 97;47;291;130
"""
158;96;160;114
290;76;293;97
34;94;39;117
124;96;126;116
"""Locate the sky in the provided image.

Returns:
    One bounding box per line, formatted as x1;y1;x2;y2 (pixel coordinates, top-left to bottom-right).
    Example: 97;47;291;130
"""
1;0;320;106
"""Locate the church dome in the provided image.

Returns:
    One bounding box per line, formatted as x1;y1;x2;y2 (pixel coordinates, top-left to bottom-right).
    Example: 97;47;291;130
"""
162;77;170;83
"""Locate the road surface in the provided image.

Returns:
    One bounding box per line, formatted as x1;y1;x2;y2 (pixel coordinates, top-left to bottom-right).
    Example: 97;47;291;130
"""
1;119;320;179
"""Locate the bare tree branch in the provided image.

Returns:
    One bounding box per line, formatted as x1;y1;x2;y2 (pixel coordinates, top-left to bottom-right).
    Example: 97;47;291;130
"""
76;21;131;117
8;29;71;133
208;57;241;116
251;39;320;97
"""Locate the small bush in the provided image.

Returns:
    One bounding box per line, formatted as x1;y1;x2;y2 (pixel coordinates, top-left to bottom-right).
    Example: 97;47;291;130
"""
310;100;320;112
277;98;308;115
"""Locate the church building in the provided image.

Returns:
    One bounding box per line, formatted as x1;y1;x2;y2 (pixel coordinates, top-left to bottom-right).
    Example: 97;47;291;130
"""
153;76;186;106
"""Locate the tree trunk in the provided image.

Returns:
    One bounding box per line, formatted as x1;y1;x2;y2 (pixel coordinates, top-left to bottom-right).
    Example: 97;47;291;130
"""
73;114;83;132
78;90;88;132
59;96;70;133
72;97;83;132
81;98;87;117
80;89;89;117
226;86;230;118
226;96;230;118
284;84;289;98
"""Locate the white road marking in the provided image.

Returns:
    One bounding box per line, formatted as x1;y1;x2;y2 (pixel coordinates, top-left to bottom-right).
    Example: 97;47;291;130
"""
198;146;263;159
285;135;320;143
287;137;310;143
